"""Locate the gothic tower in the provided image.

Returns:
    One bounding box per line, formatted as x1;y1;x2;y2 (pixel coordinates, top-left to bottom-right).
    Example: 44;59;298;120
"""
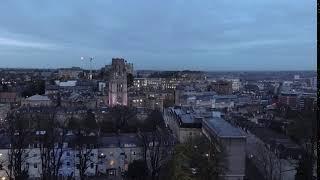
108;58;128;106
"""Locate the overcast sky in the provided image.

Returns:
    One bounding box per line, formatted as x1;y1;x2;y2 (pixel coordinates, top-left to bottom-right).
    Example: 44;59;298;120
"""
0;0;317;70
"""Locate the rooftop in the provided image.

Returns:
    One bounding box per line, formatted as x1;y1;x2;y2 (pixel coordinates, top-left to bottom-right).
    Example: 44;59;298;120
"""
168;106;202;128
203;117;246;138
212;95;237;99
26;94;50;101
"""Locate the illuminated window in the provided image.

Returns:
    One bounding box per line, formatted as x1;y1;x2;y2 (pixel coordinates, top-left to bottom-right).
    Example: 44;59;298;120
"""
109;160;115;166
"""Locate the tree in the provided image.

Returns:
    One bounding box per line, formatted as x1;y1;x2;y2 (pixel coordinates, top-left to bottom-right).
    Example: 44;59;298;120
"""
163;97;175;108
21;79;46;97
169;136;227;180
141;110;165;131
75;135;97;180
98;115;117;133
295;152;314;180
36;113;67;179
138;115;173;180
138;109;166;162
108;105;137;130
254;142;282;180
83;109;97;132
168;144;193;180
4;112;31;180
288;111;317;180
67;116;81;130
127;160;148;180
148;129;172;180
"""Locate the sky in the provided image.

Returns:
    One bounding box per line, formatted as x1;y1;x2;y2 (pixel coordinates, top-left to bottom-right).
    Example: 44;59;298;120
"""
0;0;317;71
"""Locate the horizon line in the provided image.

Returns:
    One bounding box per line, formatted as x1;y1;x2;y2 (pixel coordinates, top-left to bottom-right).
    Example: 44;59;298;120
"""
0;66;316;72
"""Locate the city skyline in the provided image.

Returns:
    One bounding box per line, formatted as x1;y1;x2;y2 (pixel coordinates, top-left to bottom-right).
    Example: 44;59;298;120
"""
0;0;317;71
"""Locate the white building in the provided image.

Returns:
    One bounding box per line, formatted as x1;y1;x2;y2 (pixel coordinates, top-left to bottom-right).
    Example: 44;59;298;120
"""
22;94;52;107
211;95;236;110
310;77;317;89
98;82;106;92
55;80;77;87
0;134;150;179
281;81;293;92
225;78;241;92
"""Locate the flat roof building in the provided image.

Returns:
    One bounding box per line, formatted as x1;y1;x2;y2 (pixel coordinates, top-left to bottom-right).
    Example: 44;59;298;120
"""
202;117;246;180
164;106;202;143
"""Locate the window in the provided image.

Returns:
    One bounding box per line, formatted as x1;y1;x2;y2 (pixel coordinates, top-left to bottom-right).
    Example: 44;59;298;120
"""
90;163;94;169
76;164;80;169
66;152;70;156
33;154;37;157
66;162;70;166
90;153;94;157
63;142;68;148
34;163;37;168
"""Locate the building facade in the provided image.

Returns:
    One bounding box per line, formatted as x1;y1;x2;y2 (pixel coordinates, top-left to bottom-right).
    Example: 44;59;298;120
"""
21;94;52;107
210;80;233;95
0;134;144;179
108;58;128;107
202;117;246;180
164;107;203;143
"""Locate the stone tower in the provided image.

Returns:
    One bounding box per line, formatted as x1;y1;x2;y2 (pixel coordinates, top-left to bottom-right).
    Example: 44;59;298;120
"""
108;58;128;106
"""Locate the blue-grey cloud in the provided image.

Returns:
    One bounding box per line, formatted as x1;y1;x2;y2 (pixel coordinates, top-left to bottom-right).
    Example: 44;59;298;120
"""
0;0;316;70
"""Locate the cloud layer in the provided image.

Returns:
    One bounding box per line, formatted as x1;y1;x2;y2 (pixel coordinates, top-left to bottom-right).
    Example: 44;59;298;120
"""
0;0;316;70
